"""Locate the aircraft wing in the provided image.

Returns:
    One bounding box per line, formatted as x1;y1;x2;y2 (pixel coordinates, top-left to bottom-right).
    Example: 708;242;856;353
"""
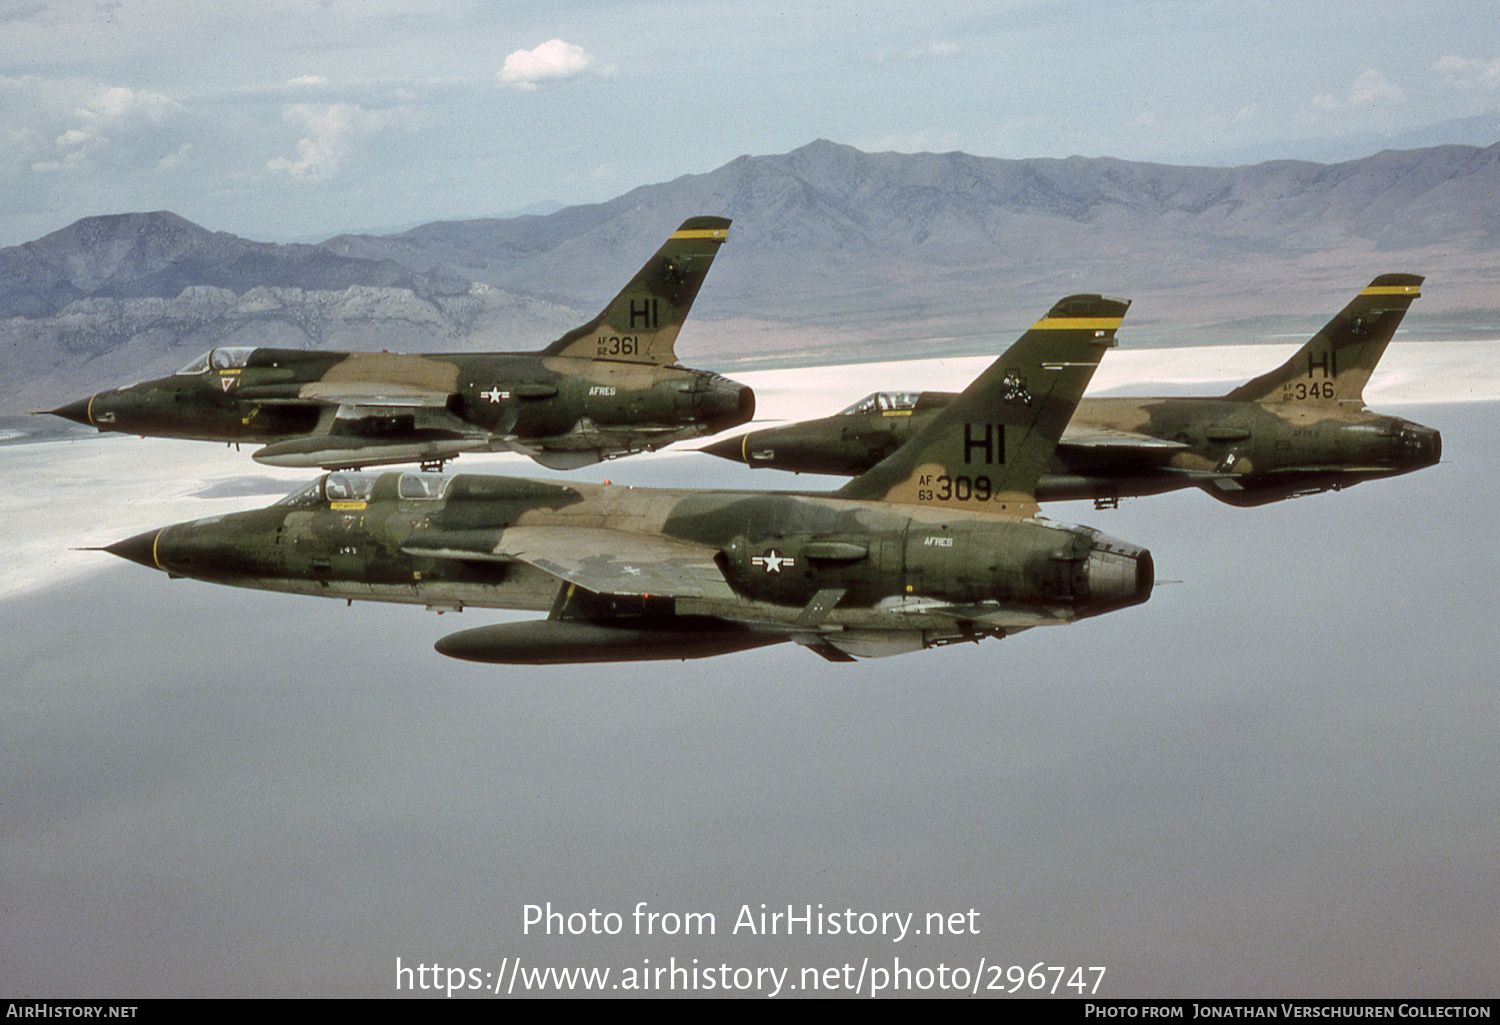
247;385;493;469
1058;426;1190;450
312;382;456;409
405;525;738;601
236;381;456;410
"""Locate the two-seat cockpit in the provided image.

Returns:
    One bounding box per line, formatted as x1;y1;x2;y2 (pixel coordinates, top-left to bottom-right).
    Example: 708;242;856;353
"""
274;471;454;509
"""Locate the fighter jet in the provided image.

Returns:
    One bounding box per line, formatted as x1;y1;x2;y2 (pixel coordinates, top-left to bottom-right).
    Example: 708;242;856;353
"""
703;274;1440;508
102;294;1152;664
49;217;754;471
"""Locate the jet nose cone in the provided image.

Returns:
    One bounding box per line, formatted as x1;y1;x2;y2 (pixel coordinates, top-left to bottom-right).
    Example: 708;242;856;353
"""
104;529;163;571
48;396;95;427
700;434;750;464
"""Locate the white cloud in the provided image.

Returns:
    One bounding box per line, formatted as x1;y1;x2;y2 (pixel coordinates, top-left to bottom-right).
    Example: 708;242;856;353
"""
1348;69;1404;106
0;77;184;174
81;84;179;124
497;39;597;91
266;102;410;181
1433;55;1500;91
1311;69;1404;112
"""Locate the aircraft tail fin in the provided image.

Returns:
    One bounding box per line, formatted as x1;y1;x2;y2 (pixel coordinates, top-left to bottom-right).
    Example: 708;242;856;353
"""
836;294;1128;517
541;217;730;366
1224;274;1422;405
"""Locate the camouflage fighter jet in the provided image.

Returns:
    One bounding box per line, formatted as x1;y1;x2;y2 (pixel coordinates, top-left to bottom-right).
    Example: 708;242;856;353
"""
49;218;754;471
102;294;1153;664
703;274;1440;508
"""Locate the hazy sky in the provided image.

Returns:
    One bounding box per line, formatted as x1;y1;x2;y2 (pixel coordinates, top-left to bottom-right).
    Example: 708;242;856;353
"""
1;0;1498;244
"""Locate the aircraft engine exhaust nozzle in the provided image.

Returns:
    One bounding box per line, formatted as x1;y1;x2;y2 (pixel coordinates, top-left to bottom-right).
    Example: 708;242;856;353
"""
435;619;781;664
1083;538;1154;614
1397;422;1441;469
697;375;756;433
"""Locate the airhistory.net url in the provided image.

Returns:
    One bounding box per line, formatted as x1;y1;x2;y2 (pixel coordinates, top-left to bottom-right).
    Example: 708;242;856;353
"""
395;956;1106;997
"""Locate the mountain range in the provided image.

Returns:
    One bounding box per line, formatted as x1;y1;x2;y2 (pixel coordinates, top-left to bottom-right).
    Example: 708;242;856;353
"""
4;138;1498;414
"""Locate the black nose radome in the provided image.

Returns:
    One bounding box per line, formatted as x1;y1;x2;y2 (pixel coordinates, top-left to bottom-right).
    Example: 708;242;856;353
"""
104;529;163;571
700;434;750;464
49;396;94;427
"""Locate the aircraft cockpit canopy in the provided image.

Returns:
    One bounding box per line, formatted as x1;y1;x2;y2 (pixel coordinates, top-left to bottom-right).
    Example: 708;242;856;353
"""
274;471;452;509
837;391;921;416
175;346;256;375
275;472;380;509
396;473;451;500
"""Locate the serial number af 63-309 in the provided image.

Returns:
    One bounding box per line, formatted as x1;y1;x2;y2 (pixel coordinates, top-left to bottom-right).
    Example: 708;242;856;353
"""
917;474;995;502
